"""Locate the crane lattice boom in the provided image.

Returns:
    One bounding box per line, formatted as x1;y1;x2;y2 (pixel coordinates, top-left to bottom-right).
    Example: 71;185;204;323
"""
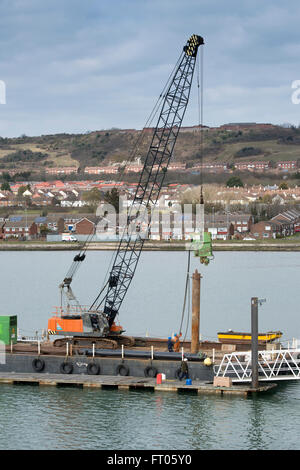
90;34;204;327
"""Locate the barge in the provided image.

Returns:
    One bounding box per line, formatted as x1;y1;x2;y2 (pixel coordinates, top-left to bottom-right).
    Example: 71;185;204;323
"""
0;337;214;382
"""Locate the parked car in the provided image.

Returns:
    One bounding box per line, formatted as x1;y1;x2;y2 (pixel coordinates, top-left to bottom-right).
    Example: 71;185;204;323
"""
61;233;78;242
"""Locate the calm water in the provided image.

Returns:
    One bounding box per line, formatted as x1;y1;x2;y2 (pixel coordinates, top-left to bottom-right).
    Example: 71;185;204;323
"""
0;382;299;450
1;250;300;341
0;250;300;450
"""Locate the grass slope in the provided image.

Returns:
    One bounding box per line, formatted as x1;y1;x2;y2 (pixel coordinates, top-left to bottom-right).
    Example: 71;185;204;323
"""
0;125;300;176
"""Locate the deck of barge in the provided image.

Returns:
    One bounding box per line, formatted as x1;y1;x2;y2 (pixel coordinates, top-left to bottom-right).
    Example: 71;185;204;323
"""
0;372;277;396
7;336;256;359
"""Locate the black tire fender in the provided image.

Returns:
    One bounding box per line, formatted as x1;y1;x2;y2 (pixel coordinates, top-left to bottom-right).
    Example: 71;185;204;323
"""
32;358;45;372
144;366;158;378
116;364;129;376
175;367;181;379
87;362;100;375
60;362;73;374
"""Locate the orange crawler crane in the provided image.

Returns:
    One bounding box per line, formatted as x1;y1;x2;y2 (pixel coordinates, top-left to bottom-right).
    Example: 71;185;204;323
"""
47;34;205;352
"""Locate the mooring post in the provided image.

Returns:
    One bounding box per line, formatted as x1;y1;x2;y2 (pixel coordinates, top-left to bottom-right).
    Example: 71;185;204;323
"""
251;297;259;389
191;269;201;354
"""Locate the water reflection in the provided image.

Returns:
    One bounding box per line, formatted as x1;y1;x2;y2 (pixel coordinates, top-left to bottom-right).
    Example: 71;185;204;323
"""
246;397;266;450
1;249;300;449
1;384;300;449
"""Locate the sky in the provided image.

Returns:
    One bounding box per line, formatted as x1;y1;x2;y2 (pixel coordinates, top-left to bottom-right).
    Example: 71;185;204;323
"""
1;0;300;137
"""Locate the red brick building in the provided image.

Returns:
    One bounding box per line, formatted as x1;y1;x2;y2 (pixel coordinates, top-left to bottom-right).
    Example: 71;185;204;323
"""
84;166;120;175
250;218;296;239
250;221;279;239
4;220;38;239
45;167;78;175
234;161;270;171
276;161;297;170
74;217;96;235
124;165;143;174
192;163;230;172
152;163;187;172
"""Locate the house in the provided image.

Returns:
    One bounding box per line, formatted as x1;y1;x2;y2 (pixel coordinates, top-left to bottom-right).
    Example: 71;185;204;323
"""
228;214;254;233
57;190;85;208
271;209;300;224
276;161;297;171
272;194;286;205
234;161;270;171
55;214;85;233
270;210;300;236
74;217;96;235
0;191;15;207
124;165;143;174
191;163;230;173
204;215;233;240
250;221;279;239
84;166;120;175
4;219;38;239
41;214;59;233
250;212;299;238
179;125;209;133
45;167;78;175
151;163;186;172
203;213;253;239
207;223;233;240
167;163;186;171
204;214;233;238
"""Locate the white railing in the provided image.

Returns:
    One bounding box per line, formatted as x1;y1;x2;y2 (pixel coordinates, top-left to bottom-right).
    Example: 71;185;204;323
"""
214;348;300;383
17;329;46;343
17;336;41;343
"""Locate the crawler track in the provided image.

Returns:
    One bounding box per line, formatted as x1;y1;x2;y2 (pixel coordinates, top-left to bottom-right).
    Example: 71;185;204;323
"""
53;335;136;351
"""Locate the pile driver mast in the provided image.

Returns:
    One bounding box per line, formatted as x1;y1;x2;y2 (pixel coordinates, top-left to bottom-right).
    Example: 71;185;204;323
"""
48;34;205;347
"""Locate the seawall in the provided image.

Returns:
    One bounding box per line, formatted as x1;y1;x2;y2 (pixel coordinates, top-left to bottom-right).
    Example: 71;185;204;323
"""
1;241;300;251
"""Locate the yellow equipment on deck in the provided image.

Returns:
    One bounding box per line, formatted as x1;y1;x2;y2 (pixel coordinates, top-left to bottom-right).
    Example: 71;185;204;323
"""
218;330;283;344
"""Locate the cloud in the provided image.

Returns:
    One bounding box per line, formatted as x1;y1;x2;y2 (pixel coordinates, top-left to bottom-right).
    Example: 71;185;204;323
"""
1;0;300;136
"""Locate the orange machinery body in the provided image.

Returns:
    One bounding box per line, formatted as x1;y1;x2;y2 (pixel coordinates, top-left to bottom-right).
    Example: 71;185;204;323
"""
48;314;123;335
48;316;83;334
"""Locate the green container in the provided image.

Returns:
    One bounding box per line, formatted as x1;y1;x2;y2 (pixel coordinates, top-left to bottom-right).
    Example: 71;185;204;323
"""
0;315;17;345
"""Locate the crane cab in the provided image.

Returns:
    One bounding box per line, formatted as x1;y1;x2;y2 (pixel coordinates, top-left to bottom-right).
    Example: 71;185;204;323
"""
48;306;111;337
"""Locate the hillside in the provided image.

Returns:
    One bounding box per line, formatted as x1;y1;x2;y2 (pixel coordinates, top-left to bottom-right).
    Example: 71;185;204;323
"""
202;126;300;164
1;124;300;180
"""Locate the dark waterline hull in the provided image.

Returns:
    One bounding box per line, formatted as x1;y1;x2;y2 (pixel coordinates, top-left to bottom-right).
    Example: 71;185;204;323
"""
0;353;214;382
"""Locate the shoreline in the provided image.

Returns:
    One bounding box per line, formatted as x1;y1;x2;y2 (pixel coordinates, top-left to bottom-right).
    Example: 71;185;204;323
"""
1;241;300;251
